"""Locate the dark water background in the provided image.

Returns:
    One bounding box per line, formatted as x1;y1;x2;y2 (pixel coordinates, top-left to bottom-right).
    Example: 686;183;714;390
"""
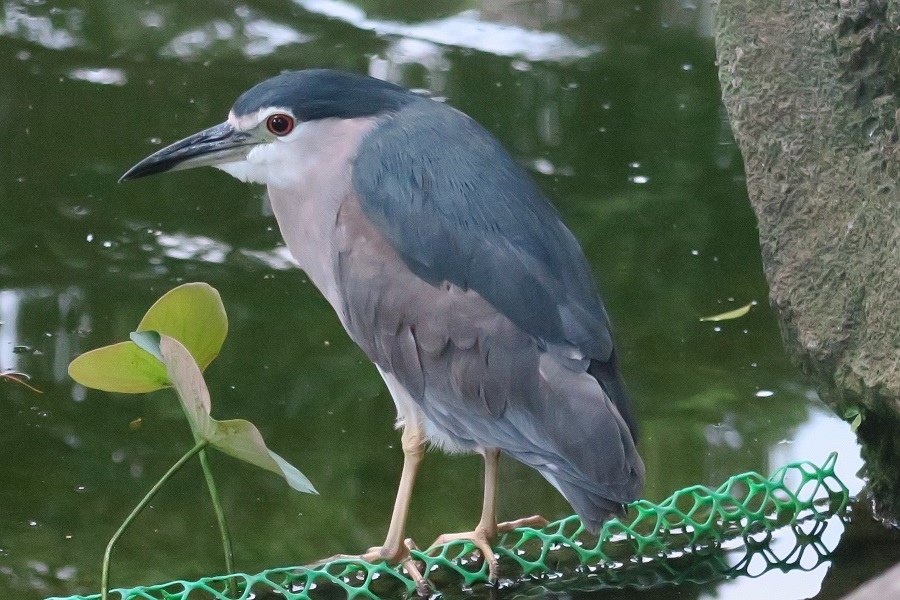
1;1;897;598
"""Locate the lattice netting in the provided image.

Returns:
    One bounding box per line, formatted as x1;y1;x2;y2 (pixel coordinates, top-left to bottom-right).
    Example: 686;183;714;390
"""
50;453;849;600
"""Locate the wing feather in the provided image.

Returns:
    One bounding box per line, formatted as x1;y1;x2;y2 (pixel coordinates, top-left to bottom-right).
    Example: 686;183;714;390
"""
352;98;614;362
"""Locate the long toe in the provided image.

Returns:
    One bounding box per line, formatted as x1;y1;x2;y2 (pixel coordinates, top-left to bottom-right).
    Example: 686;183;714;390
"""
403;538;431;597
310;541;411;568
497;514;549;533
310;542;430;595
430;529;500;583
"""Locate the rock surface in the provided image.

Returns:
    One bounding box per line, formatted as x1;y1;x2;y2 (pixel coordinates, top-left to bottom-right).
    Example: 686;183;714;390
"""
714;0;899;518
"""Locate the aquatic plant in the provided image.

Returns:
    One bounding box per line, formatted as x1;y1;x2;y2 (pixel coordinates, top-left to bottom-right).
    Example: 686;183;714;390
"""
68;283;316;600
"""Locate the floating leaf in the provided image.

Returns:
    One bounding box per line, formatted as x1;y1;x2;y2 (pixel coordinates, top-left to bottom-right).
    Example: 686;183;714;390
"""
68;341;168;393
137;282;227;371
153;334;316;494
700;301;756;322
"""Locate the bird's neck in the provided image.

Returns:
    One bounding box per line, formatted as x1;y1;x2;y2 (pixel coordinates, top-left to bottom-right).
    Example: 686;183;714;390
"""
265;116;379;312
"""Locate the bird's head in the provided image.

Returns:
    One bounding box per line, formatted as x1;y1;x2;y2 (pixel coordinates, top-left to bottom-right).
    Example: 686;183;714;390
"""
121;69;417;187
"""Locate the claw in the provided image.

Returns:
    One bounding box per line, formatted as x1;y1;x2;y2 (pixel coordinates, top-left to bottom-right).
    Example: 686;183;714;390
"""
309;541;431;595
403;539;431;597
427;515;549;584
430;528;500;583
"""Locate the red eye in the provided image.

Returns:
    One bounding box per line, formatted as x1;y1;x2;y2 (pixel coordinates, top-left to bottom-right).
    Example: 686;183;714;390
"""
266;113;295;136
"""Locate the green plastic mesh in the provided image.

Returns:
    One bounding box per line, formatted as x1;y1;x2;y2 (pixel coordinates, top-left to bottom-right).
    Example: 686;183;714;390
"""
49;453;849;600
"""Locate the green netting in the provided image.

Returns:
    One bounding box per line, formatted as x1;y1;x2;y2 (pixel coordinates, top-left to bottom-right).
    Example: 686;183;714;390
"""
50;453;849;600
513;512;844;596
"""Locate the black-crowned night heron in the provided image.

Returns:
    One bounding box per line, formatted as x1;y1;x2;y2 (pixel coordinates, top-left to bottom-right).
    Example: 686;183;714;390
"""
122;69;645;584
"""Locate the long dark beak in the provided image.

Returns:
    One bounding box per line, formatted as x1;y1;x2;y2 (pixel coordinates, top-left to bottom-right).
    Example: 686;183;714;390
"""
120;122;255;182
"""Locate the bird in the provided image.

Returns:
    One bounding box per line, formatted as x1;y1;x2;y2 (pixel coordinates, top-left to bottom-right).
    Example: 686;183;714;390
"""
121;69;645;584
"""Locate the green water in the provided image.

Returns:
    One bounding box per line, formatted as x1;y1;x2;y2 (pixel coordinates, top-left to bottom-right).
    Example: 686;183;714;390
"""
1;1;897;598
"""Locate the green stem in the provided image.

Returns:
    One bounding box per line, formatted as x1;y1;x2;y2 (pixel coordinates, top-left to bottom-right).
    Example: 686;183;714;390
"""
198;448;237;597
102;440;208;600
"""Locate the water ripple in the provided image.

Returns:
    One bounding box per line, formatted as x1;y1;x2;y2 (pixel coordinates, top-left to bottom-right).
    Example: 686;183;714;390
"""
294;0;599;61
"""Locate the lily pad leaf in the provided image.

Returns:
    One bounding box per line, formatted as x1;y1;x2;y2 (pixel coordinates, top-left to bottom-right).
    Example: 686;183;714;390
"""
68;341;169;393
157;335;213;439
700;301;757;322
208;419;318;494
137;282;227;371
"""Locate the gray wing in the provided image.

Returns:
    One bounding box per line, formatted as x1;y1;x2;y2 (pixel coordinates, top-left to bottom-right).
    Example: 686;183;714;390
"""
352;98;614;363
352;98;638;438
333;191;644;532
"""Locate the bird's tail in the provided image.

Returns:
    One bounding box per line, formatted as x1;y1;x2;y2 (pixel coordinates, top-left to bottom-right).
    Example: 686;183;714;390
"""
509;352;644;535
541;474;628;534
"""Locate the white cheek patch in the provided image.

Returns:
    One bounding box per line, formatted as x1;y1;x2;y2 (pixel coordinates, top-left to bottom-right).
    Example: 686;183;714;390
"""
214;117;378;189
214;161;255;183
212;142;284;185
214;141;302;187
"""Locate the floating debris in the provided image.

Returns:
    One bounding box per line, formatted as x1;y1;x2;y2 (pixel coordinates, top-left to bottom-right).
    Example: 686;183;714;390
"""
700;300;757;322
0;372;43;393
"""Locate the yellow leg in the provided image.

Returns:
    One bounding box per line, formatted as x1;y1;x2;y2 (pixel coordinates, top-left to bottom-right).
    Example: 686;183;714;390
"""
430;448;548;583
313;422;428;593
370;422;425;561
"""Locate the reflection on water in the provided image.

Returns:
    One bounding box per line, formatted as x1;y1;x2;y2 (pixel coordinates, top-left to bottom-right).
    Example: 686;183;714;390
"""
294;0;598;60
161;10;313;61
1;0;897;599
0;1;83;50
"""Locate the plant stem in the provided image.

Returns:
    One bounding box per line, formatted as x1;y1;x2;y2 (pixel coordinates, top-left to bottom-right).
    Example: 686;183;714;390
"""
198;448;238;597
102;440;208;600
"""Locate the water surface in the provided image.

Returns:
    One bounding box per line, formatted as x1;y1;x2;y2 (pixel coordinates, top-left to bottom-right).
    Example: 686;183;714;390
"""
1;1;897;598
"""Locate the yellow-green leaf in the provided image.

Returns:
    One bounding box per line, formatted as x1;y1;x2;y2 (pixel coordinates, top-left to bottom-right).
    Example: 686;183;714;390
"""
207;418;317;494
137;282;227;371
68;341;168;393
700;301;756;322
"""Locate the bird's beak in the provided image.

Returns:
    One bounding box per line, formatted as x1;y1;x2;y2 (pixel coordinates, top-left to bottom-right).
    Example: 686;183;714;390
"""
120;122;256;182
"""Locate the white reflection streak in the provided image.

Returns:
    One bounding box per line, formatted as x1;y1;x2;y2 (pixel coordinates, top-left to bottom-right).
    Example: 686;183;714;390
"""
0;290;20;373
294;0;598;61
369;38;451;90
243;19;311;58
68;68;127;86
240;247;299;270
155;232;298;270
156;233;231;264
162;17;311;60
0;2;82;49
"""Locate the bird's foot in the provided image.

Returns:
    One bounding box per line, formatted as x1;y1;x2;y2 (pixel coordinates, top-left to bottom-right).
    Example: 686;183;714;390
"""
428;515;549;584
310;539;429;596
430;526;500;583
